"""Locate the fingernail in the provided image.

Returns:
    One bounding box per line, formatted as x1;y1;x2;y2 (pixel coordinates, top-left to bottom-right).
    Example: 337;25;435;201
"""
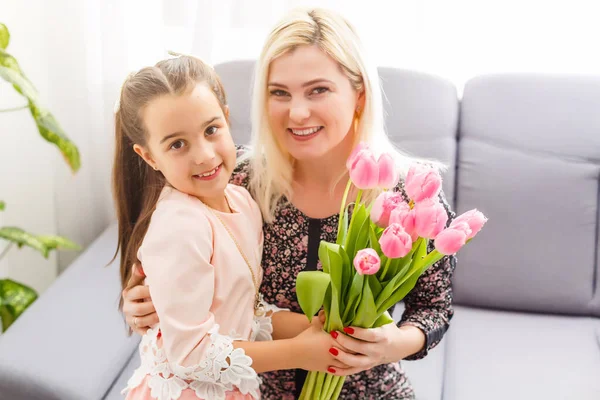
330;331;338;339
343;327;354;335
157;329;161;339
329;347;339;356
327;367;336;374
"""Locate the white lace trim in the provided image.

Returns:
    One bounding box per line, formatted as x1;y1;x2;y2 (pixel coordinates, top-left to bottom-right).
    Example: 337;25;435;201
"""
121;325;261;400
250;301;289;342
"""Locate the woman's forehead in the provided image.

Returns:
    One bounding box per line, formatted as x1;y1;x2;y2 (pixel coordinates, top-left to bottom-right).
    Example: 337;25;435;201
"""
268;45;346;86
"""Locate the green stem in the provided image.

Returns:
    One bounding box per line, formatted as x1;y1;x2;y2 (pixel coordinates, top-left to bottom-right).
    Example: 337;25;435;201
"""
380;257;392;280
0;104;28;113
344;189;364;249
336;179;353;245
0;242;13;261
355;189;363;206
331;376;345;399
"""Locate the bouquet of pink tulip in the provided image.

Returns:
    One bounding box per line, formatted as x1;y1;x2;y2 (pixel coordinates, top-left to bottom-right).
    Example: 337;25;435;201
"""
296;143;487;400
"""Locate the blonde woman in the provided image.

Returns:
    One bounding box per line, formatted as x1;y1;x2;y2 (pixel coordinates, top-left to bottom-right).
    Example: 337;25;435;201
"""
123;8;456;399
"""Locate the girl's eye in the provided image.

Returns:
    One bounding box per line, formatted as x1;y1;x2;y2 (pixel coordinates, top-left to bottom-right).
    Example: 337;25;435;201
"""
205;125;218;136
269;89;289;97
170;140;185;150
311;86;329;95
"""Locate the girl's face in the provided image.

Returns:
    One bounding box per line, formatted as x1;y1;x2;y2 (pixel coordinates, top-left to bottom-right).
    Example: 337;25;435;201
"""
134;83;236;207
267;45;364;163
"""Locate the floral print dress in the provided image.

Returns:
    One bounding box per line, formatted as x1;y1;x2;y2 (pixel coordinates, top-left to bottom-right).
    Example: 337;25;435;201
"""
230;153;457;400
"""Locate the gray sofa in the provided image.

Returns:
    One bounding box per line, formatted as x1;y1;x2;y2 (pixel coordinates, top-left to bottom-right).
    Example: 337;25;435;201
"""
0;61;598;400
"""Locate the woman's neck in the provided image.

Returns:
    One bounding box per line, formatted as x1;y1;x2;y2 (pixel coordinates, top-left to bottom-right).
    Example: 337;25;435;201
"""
293;136;354;190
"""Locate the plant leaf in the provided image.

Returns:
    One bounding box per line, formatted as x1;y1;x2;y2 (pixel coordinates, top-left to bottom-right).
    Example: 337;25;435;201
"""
318;242;344;332
352;274;378;328
0;278;38;332
372;310;394;328
0;201;5;211
296;271;330;323
0;23;9;50
342;272;364;325
0;49;80;172
0;227;80;258
0;226;49;257
37;235;81;251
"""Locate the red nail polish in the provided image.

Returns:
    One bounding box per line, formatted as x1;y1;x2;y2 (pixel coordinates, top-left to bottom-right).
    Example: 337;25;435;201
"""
329;347;339;356
157;329;162;339
343;327;354;335
330;331;338;339
327;367;336;374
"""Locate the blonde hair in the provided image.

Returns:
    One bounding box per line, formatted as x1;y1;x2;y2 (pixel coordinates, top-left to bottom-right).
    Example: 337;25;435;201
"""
247;7;444;222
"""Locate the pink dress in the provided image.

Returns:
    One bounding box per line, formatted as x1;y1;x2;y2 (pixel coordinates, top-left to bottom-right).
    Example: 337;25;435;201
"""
122;185;278;400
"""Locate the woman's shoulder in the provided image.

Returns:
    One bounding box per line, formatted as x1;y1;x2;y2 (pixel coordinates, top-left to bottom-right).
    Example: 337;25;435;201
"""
229;145;252;189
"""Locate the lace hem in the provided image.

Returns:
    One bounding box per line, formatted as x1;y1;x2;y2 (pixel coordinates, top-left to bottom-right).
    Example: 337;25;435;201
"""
121;325;260;400
250;299;289;342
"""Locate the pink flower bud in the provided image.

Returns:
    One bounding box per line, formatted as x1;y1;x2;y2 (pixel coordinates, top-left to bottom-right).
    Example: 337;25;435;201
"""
348;148;379;190
389;202;417;241
379;223;413;258
434;223;470;255
346;142;369;170
370;191;404;228
413;198;448;239
377;153;399;189
405;164;442;202
450;209;488;240
353;248;381;275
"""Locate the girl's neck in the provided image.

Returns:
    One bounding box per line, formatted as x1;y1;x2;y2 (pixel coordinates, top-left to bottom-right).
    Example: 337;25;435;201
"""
200;193;232;213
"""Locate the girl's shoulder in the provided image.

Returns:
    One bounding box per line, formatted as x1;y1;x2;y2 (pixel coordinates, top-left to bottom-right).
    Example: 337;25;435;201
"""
148;187;212;236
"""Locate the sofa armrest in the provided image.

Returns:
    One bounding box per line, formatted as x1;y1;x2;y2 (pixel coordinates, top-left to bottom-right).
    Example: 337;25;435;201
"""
0;223;140;400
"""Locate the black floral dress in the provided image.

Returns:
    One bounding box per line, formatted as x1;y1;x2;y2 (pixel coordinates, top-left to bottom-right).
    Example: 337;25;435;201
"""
230;154;457;400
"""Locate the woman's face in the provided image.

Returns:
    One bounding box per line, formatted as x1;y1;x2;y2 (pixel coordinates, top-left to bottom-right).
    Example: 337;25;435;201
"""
267;45;364;163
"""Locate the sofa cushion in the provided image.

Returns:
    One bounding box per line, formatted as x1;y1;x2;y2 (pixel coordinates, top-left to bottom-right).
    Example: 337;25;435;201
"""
455;74;600;315
443;306;600;400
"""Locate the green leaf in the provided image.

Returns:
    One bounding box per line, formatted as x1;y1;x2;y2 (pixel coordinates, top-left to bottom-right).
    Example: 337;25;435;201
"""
368;274;383;298
0;227;80;258
318;242;344;332
369;223;382;254
352;274;378;328
344;203;369;258
37;235;81;251
336;204;349;246
342;272;364;324
0;279;38;332
0;201;5;211
296;271;331;323
0;226;49;257
0;23;9;50
0;49;80;172
372;310;394;328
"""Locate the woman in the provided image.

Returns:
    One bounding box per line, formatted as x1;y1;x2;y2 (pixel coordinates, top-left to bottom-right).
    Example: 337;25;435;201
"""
122;8;456;399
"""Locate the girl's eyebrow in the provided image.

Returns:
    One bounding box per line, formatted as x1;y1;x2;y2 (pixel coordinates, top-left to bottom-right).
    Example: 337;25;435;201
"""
160;116;222;144
268;78;335;89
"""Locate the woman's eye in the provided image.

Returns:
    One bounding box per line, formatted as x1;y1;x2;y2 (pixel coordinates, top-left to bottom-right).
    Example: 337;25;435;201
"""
206;125;218;136
270;89;289;97
311;86;329;95
170;140;185;150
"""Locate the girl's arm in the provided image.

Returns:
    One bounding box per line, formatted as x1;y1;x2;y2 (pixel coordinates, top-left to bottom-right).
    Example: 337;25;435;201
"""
271;310;311;340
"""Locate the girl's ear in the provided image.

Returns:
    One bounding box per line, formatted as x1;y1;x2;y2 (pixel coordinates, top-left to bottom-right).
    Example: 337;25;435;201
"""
133;144;158;171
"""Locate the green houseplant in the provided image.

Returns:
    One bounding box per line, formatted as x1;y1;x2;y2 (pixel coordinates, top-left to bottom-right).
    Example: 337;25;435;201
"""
0;22;81;332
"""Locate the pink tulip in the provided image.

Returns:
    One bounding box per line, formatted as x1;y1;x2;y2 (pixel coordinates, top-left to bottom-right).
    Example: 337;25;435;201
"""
405;164;442;202
413;198;448;239
353;248;381;275
377;153;399;189
451;209;488;240
434;225;469;255
348;148;379;189
346;142;369;170
379;223;413;258
370;191;404;228
389;202;417;241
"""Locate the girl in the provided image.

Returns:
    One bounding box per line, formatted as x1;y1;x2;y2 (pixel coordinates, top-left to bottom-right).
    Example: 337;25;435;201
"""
113;55;341;400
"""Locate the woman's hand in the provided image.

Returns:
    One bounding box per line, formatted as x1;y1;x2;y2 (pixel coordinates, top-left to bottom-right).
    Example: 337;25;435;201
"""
122;264;158;335
327;323;426;376
292;315;350;373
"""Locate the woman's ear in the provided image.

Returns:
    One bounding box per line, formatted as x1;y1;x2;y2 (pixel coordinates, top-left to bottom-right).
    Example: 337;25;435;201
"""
356;89;366;114
133;144;158;171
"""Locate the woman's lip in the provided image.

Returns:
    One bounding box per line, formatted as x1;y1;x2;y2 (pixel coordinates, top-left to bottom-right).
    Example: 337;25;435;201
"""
288;126;323;141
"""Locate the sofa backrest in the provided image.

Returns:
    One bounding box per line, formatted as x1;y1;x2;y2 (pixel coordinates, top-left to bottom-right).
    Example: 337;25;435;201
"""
453;74;600;316
215;60;600;317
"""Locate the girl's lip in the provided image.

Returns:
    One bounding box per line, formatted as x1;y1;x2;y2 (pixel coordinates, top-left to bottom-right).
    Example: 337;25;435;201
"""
193;164;222;181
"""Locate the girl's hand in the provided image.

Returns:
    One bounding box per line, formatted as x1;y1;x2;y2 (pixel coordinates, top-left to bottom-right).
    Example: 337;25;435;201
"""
327;323;425;376
122;263;158;335
292;316;350;373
